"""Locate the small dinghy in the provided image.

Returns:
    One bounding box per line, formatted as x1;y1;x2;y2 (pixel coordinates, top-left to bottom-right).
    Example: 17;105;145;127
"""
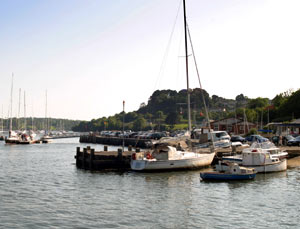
200;162;256;181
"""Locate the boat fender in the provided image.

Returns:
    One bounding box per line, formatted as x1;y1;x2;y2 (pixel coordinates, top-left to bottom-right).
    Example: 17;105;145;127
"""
132;153;136;160
146;152;152;159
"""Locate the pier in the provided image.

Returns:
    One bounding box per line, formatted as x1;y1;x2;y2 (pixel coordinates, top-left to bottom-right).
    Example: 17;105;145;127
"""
75;146;140;171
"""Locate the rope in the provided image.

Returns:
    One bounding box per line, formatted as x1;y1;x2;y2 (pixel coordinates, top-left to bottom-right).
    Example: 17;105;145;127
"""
186;23;215;150
153;0;182;91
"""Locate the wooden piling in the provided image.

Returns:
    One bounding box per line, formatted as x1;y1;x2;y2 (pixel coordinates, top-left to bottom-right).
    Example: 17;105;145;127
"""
83;148;87;169
104;145;108;151
76;147;80;167
117;148;122;159
89;148;95;170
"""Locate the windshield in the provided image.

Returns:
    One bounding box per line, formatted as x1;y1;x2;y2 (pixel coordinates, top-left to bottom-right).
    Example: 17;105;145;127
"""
215;132;227;138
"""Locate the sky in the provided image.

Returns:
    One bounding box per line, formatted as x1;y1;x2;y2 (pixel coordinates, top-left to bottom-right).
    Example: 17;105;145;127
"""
0;0;299;121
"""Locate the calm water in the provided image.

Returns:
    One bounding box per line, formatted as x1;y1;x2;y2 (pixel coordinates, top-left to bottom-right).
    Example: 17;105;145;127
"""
0;138;299;229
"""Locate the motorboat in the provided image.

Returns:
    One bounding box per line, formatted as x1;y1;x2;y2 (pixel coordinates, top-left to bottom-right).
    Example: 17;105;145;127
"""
40;135;53;143
5;131;21;144
216;142;287;173
243;142;288;160
200;162;256;181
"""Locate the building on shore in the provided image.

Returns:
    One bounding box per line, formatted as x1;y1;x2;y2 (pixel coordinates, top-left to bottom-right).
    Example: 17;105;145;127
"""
267;119;300;136
210;118;257;135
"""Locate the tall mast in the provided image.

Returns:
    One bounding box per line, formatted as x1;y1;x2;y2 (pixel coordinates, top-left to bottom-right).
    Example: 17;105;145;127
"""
24;91;26;131
183;0;192;132
1;105;3;133
9;74;14;137
45;90;48;134
17;88;21;130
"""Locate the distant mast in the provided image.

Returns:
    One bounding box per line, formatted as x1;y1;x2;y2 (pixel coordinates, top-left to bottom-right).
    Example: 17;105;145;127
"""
17;88;21;130
183;0;192;132
24;91;26;131
45;90;48;135
1;105;3;133
9;74;14;137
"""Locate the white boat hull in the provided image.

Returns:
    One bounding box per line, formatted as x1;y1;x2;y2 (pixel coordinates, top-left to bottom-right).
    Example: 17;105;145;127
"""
131;153;215;171
216;159;287;173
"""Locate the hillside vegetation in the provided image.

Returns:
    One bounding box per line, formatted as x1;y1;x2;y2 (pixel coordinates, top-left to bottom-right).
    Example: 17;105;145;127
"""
72;88;300;132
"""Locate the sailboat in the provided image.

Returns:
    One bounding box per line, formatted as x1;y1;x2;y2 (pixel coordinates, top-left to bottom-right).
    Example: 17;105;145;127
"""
18;91;35;144
5;74;21;144
40;90;52;143
130;0;215;171
0;105;4;141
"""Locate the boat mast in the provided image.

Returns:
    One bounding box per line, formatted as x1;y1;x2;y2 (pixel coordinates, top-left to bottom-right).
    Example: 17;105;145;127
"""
9;74;14;137
24;91;26;132
45;90;48;135
183;0;192;132
1;105;3;133
17;88;21;130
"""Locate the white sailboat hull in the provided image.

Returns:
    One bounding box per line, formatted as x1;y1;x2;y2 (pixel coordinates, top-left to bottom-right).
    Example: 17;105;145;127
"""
131;152;215;171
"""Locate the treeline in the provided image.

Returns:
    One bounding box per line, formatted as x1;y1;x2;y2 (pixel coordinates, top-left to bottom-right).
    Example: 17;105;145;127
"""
0;117;81;131
72;88;300;132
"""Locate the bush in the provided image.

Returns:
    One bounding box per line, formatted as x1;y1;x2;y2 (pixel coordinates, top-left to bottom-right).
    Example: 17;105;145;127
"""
246;128;258;136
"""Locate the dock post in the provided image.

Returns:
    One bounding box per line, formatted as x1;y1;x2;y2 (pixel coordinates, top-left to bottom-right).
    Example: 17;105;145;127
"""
117;148;123;168
76;147;80;167
118;148;122;158
83;148;87;169
104;145;108;151
89;148;95;171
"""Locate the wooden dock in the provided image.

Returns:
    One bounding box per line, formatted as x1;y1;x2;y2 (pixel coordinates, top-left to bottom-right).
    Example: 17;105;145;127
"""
75;146;141;171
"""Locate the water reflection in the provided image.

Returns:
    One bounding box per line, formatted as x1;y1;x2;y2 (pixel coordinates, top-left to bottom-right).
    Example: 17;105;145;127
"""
0;139;300;228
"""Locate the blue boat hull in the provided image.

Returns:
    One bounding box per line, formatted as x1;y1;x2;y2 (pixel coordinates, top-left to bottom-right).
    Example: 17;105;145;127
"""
200;172;256;181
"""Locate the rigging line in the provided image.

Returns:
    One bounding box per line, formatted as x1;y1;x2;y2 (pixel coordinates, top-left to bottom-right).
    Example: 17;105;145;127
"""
153;0;182;91
187;23;215;149
176;28;184;90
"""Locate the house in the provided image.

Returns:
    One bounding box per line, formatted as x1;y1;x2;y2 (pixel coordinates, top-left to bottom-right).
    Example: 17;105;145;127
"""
267;119;300;135
210;118;257;135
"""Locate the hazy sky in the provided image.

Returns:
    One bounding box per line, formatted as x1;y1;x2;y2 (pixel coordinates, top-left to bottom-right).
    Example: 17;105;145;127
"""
1;0;299;121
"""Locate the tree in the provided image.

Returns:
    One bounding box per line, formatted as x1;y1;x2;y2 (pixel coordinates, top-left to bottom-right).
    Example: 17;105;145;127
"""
125;112;138;123
247;97;269;109
165;112;181;125
278;89;300;119
133;116;147;131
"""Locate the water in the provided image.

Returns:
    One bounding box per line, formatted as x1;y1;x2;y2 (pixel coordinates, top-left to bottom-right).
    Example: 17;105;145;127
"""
0;138;299;229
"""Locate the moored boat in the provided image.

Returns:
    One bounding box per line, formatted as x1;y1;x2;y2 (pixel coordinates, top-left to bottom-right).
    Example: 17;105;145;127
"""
5;131;21;144
131;0;217;172
40;135;53;143
217;142;287;173
131;144;215;171
200;162;256;181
